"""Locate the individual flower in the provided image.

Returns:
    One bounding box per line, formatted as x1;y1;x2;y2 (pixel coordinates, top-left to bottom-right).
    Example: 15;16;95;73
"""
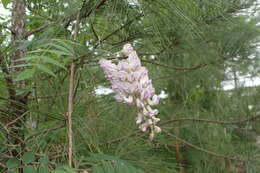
99;44;161;140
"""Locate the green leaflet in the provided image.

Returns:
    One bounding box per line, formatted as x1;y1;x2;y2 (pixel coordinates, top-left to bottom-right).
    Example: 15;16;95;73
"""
85;154;144;173
2;0;10;8
6;158;20;169
22;151;35;164
23;166;37;173
16;68;35;81
37;64;56;77
41;56;66;69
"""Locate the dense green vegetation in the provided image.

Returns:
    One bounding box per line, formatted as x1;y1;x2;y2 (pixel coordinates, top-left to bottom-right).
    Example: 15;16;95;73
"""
0;0;259;172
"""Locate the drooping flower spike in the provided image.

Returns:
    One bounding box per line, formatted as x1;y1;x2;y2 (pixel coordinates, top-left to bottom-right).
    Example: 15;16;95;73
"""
99;44;161;140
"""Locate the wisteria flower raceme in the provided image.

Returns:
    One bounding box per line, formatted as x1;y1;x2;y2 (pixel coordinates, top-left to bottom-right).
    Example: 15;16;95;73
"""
99;44;161;140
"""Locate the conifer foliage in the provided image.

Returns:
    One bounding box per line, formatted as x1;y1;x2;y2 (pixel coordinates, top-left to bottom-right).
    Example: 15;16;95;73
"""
0;0;259;172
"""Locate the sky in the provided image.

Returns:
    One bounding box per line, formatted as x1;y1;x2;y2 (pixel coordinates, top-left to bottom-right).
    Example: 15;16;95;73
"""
0;3;259;91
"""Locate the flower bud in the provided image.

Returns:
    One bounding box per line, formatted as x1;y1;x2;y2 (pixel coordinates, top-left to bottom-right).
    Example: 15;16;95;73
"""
154;126;162;133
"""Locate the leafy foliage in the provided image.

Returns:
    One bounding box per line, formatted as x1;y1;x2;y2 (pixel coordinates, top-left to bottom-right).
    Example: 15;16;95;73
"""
0;0;259;172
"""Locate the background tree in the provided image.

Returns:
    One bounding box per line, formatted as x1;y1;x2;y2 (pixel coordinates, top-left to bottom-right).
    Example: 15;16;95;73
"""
0;0;259;172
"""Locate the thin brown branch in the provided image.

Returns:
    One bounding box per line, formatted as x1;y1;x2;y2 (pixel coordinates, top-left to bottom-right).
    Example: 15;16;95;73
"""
66;12;80;168
67;63;75;167
163;130;259;162
82;0;108;19
86;55;208;71
28;92;69;100
24;22;54;38
0;162;5;168
94;14;143;48
65;0;108;28
141;59;207;71
102;130;142;145
25;124;65;141
27;3;53;21
91;23;99;41
0;50;17;102
109;36;136;46
0;24;13;33
159;115;260;126
5;111;29;128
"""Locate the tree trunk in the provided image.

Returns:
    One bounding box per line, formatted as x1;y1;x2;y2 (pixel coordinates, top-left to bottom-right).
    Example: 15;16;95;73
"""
8;0;28;161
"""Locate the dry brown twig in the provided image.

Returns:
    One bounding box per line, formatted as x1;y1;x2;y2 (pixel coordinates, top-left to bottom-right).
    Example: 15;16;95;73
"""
66;11;81;167
159;115;260;126
25;124;65;141
163;130;260;162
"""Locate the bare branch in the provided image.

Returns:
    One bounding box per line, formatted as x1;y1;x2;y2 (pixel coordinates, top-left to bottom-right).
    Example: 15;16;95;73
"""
0;50;17;102
25;124;65;141
94;14;143;48
91;23;100;41
5;111;29;128
159;115;260;126
163;130;260;162
66;12;80;168
0;24;13;33
102;131;142;145
24;22;55;38
141;59;207;71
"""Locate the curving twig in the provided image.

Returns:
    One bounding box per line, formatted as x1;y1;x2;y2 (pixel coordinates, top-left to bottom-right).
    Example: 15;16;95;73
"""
25;124;65;141
24;22;55;38
141;59;207;71
163;130;260;162
159;115;260;126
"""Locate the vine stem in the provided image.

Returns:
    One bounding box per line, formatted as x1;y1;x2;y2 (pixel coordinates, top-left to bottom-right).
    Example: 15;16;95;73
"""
67;11;80;167
67;62;75;167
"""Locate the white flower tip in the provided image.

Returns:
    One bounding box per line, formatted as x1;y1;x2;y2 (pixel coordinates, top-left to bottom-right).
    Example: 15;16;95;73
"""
136;119;142;124
153;117;160;123
154;126;161;133
147;119;153;125
139;123;148;132
149;132;154;140
136;113;144;124
123;95;133;104
122;43;134;55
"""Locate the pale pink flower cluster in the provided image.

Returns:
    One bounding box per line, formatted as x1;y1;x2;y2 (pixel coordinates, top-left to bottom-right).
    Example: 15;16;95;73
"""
99;44;161;140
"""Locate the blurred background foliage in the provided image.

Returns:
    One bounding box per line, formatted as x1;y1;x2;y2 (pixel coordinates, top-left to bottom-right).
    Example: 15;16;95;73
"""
0;0;260;172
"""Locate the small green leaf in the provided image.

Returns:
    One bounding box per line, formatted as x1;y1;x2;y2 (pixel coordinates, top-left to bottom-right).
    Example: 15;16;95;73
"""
92;166;105;173
16;56;38;62
44;50;71;56
7;169;19;173
39;156;49;164
41;56;66;69
44;43;72;54
37;64;56;77
16;68;35;81
6;158;20;169
22;151;35;163
38;166;49;173
2;0;10;8
52;170;67;173
53;39;75;53
27;49;70;56
23;165;37;173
